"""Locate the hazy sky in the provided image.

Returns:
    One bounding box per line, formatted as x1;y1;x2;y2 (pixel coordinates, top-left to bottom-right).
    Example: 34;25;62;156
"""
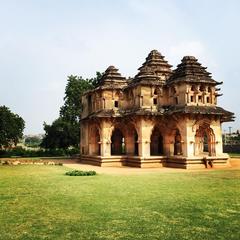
0;0;239;134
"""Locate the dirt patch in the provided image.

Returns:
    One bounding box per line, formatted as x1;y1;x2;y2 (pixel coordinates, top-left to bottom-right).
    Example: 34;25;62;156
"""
229;158;240;168
63;158;240;175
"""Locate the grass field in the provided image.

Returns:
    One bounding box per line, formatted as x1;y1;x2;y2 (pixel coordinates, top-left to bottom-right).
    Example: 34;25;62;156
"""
229;153;240;158
0;166;239;240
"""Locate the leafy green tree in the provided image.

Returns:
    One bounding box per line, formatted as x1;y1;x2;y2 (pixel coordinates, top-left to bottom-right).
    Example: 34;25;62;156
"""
24;136;42;147
0;106;25;148
60;72;102;122
41;118;79;149
41;72;103;150
59;75;93;123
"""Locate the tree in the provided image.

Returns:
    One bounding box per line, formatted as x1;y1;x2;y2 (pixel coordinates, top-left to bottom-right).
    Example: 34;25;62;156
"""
41;72;103;149
59;72;102;122
41;118;79;149
24;136;42;147
0;106;25;148
59;75;93;123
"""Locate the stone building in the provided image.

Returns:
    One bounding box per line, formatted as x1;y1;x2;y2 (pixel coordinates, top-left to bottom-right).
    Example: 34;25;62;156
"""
80;50;234;168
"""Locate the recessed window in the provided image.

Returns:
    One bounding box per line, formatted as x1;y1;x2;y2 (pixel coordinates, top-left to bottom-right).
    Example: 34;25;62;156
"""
114;100;119;108
206;97;210;103
153;98;157;105
200;85;205;91
191;85;196;91
208;87;211;92
140;96;143;106
103;98;106;109
175;97;178;104
171;87;177;94
191;96;194;102
198;96;202;102
88;95;92;112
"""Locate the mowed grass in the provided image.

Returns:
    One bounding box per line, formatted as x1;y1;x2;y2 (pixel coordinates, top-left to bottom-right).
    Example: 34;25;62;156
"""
229;153;240;158
0;166;239;240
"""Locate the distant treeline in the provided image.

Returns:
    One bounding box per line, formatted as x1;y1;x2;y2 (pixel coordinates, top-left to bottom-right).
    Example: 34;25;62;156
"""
0;146;79;158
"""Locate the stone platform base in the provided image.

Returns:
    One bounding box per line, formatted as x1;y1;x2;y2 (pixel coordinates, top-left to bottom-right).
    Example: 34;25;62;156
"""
80;155;166;168
166;156;229;169
80;155;230;169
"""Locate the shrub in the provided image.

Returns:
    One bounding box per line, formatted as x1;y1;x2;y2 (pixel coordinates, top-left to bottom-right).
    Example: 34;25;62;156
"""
55;162;63;166
65;170;96;176
0;147;80;158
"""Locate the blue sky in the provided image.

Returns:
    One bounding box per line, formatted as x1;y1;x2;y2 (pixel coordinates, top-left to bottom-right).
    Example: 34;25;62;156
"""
0;0;239;134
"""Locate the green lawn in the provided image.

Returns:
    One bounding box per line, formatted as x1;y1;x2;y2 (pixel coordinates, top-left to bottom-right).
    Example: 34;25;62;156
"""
229;153;240;158
0;166;239;240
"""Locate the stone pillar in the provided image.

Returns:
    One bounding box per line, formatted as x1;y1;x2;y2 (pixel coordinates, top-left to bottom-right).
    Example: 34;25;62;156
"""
163;134;171;157
99;120;112;157
89;143;94;155
174;119;193;158
210;120;223;156
185;121;196;157
125;131;135;155
138;119;153;157
80;122;89;155
101;139;111;157
165;135;174;156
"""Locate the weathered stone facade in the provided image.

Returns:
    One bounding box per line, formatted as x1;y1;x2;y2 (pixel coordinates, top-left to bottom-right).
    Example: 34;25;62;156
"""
80;50;234;168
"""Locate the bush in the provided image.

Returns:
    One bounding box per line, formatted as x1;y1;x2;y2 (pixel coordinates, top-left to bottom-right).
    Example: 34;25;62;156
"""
0;147;80;158
65;170;96;176
55;162;63;166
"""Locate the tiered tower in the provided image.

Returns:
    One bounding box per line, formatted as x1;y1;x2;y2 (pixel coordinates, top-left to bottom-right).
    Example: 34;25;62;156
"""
97;65;127;89
138;50;172;82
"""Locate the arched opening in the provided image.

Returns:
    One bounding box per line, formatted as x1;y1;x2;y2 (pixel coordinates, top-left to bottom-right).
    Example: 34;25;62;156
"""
111;128;125;155
134;129;139;156
175;97;178;104
88;95;92;113
200;85;205;92
195;126;215;156
203;131;209;152
174;129;182;155
150;127;163;155
171;86;177;95
191;85;196;91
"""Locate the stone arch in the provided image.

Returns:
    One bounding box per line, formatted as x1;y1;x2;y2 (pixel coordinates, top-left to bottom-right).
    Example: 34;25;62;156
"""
134;128;139;156
191;85;197;91
153;87;162;96
119;120;139;156
195;124;216;156
207;86;212;92
150;126;164;155
111;128;125;155
199;85;205;92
